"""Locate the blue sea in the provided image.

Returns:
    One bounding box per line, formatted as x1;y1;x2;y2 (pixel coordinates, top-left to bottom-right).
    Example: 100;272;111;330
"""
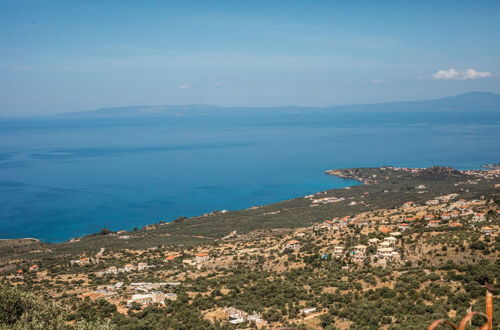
1;111;499;242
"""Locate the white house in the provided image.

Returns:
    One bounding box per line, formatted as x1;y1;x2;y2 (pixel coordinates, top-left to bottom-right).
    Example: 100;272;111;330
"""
333;246;345;258
285;240;301;250
123;264;135;272
428;220;440;228
379;241;392;248
481;226;497;235
383;237;397;245
127;292;165;306
398;223;409;231
195;253;210;263
472;213;486;222
351;245;367;262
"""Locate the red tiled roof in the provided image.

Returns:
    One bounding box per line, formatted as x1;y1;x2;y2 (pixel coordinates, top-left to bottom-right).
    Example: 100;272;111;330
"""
379;227;391;233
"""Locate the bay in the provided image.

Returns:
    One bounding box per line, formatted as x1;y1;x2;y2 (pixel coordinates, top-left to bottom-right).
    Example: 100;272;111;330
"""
0;111;498;242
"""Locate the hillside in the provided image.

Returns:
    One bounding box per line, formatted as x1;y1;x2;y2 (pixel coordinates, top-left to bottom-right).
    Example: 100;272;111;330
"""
0;165;498;329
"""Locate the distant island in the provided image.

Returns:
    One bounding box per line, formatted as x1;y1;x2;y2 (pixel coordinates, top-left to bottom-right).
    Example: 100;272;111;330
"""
27;91;500;119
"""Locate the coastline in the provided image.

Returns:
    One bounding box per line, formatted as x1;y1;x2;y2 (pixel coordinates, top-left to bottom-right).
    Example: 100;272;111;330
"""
4;170;365;245
1;107;499;244
0;164;498;258
1;171;362;244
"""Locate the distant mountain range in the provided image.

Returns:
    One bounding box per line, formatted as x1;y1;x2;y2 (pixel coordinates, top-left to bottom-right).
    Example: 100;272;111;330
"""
42;91;500;119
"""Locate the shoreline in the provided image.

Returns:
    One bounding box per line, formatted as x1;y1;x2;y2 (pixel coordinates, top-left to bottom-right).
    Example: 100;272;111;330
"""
1;164;498;249
1;171;363;244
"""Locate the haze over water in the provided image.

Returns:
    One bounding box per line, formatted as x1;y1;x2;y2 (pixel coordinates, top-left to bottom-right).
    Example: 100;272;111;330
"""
1;110;499;242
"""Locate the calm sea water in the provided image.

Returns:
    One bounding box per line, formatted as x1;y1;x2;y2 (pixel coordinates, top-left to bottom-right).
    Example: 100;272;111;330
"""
0;111;499;242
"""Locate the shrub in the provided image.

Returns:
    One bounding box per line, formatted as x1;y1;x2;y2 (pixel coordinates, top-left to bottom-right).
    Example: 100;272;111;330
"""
0;285;66;329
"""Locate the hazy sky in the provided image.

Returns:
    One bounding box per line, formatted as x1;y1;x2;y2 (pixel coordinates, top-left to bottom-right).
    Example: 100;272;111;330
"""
1;0;499;116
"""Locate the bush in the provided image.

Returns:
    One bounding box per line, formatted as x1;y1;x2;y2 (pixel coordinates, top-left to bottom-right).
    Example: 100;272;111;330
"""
99;228;112;236
0;285;66;329
0;286;116;330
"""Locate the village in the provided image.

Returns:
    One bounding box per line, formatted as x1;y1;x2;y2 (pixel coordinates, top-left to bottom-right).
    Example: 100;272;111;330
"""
4;186;498;328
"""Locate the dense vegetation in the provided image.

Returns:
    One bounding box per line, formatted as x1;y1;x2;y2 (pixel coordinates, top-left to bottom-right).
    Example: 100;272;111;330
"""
1;258;498;329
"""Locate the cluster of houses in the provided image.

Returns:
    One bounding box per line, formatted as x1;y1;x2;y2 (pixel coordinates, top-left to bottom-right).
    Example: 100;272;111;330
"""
91;281;180;308
127;291;178;307
284;228;402;268
181;252;212;269
461;167;500;180
308;195;346;205
378;197;498;232
98;262;152;275
314;216;355;231
286;195;497;268
224;307;266;326
328;235;401;267
129;281;181;292
15;264;39;275
70;256;95;266
368;235;401;266
70;248;106;266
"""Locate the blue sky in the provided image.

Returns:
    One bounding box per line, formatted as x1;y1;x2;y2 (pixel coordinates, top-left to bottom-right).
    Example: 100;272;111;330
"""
0;0;499;116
